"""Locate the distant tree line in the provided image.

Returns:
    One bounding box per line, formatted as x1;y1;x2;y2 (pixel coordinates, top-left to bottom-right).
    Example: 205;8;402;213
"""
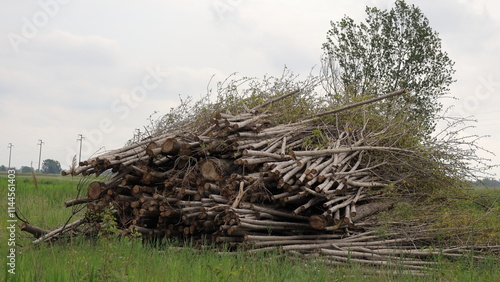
473;178;500;187
0;159;62;174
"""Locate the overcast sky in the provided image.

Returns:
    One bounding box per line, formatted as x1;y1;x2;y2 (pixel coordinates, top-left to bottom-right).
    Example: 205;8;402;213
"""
1;0;499;177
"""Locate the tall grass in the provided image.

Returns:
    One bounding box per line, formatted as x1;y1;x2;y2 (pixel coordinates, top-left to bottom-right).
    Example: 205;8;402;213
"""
1;174;499;281
0;174;85;232
4;237;499;281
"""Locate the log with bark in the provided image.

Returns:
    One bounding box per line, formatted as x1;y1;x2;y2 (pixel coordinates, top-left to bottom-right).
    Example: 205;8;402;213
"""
56;90;407;237
21;88;495;273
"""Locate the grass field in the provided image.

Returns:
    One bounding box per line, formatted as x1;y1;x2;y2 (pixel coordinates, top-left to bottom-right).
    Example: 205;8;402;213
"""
1;173;499;281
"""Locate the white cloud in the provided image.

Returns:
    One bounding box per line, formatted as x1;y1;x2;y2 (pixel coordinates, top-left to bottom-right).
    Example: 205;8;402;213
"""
30;30;120;67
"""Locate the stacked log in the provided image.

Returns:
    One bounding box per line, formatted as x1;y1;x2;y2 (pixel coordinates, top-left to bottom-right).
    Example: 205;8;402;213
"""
58;90;412;244
19;88;495;273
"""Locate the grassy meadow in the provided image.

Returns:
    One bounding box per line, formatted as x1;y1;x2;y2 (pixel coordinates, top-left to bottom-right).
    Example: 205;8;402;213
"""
1;173;499;281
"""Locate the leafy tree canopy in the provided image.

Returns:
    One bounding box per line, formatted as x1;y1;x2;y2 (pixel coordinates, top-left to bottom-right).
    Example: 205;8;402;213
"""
41;159;62;174
20;166;32;173
473;178;500;187
322;0;455;134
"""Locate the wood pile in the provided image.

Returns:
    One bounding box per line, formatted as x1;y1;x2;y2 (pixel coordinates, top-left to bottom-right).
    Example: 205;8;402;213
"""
62;89;407;238
28;88;479;271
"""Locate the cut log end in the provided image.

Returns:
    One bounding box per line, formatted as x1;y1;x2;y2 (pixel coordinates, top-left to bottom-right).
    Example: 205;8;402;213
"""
199;159;234;181
309;215;326;230
87;182;106;200
162;138;181;155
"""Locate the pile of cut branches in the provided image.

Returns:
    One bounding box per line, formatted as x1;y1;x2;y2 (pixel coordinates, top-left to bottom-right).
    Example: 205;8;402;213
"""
21;81;497;273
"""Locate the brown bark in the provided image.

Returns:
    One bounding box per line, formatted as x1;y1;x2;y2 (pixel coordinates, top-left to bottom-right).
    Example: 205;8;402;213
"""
64;198;93;207
43;88;498;274
300;89;407;123
20;223;50;238
32;218;85;245
352;201;395;222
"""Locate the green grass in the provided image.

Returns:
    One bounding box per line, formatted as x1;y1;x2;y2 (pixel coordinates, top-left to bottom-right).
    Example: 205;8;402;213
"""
429;186;500;247
6;240;333;282
1;173;86;231
467;186;500;208
1;174;499;281
4;238;499;282
378;185;500;247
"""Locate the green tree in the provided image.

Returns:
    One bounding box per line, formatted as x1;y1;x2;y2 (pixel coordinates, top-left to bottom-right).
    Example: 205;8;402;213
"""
477;178;500;187
41;159;62;174
0;165;6;172
20;166;32;173
322;0;455;133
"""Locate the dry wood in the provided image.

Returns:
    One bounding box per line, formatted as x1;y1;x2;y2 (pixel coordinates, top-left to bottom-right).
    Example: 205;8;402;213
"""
292;146;412;157
323;196;354;216
300;89;407;122
64;198;93;207
238;218;310;229
20;223;50;238
352;201;395;222
230;114;268;129
87;182;106;200
250;89;301;112
199;159;234;181
231;182;247;208
309;215;327;230
32;218;85;245
239;203;309;221
44;87;488;273
293;197;322;215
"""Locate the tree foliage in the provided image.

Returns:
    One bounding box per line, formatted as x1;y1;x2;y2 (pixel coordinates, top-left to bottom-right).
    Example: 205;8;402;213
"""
41;159;62;174
20;166;32;173
322;0;455;134
138;1;490;190
474;178;500;187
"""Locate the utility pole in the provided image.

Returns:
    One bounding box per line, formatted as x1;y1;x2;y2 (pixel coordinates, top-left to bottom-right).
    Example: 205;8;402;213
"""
37;140;44;172
7;143;13;169
77;134;84;163
77;134;85;164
